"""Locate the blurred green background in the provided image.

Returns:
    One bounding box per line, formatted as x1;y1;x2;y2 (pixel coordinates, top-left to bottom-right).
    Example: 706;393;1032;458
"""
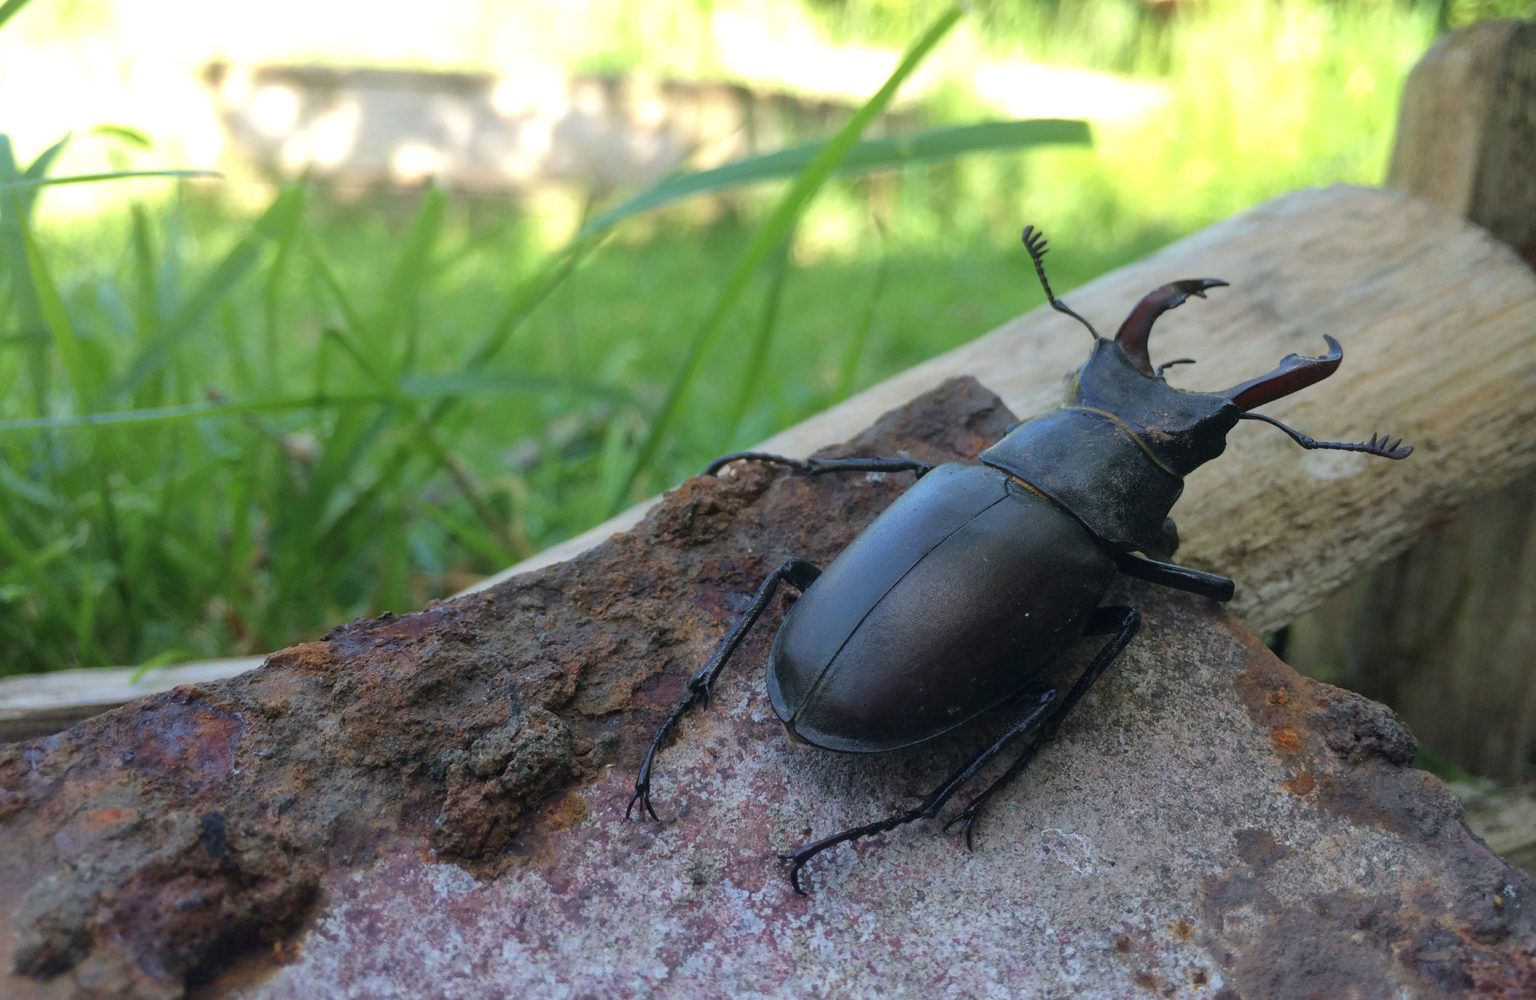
0;0;1526;675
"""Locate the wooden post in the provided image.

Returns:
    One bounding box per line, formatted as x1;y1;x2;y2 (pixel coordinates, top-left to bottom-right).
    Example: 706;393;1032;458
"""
1385;19;1536;265
1284;19;1536;781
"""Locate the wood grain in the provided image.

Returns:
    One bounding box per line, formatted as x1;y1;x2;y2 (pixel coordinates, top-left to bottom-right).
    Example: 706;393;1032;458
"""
1286;19;1536;780
1386;18;1536;263
487;184;1536;641
9;184;1536;743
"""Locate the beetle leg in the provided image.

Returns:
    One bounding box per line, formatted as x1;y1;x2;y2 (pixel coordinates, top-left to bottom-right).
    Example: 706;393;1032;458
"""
704;451;934;479
778;689;1058;895
1113;551;1235;602
945;606;1141;849
626;557;822;822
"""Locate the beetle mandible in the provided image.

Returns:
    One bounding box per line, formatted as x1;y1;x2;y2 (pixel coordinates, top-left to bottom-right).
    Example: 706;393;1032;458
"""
626;226;1411;894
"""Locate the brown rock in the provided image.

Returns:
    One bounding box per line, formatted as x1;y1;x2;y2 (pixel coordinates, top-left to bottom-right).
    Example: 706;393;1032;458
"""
1;379;1530;998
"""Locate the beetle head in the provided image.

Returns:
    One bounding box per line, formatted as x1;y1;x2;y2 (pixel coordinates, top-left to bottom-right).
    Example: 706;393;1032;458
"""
1021;225;1411;471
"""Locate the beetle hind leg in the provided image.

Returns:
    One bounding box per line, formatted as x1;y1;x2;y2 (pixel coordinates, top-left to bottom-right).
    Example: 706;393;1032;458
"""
779;688;1060;894
944;605;1140;847
626;557;822;822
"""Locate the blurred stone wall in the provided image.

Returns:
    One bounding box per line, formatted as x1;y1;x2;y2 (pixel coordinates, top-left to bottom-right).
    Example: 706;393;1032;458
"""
203;62;920;194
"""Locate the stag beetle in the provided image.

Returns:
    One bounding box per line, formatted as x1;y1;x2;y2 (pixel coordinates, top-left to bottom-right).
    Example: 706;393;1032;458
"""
627;226;1411;894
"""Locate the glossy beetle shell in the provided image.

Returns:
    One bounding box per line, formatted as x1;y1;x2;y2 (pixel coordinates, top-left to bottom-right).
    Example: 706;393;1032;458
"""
766;463;1116;752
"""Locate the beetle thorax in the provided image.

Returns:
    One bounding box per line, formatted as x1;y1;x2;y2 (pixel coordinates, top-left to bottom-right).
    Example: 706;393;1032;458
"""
978;341;1241;554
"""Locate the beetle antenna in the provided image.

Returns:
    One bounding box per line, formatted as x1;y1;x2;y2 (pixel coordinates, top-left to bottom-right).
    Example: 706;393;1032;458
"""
1238;411;1413;460
1021;226;1101;341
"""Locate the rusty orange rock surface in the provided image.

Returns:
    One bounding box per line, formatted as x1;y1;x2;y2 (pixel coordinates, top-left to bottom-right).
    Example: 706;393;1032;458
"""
1;379;1531;998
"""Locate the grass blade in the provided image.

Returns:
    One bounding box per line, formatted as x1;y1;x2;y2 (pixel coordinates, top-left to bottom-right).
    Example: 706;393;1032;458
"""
400;371;636;406
129;204;160;349
310;232;600;559
722;228;794;444
0;376;626;433
19;221;99;405
0;136;54;418
0;0;37;30
89;124;153;148
4;134;78;241
609;5;968;510
112;185;306;398
0;170;218;194
834;245;892;401
261;186;308;387
0;134;58;309
375;186;447;373
582;118;1090;239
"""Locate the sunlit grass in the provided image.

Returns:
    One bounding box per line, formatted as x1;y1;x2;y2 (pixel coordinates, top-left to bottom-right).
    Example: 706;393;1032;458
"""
1;2;1439;674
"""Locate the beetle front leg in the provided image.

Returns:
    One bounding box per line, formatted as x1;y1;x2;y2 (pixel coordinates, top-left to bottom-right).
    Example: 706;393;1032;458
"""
704;451;934;479
944;605;1141;848
627;557;822;822
778;688;1058;895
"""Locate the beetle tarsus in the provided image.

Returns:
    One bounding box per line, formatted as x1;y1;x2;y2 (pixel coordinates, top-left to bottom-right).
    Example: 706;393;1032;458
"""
778;807;928;896
628;697;700;820
626;557;822;823
779;688;1057;893
944;798;990;852
940;606;1140;857
804;456;936;478
704;451;808;476
625;781;660;823
777;849;814;896
942;730;1051;851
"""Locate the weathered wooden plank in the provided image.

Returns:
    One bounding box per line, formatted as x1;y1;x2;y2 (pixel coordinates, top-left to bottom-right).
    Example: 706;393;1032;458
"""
5;183;1534;744
1287;19;1536;780
1386;19;1536;264
0;659;263;744
482;183;1536;640
1460;782;1536;875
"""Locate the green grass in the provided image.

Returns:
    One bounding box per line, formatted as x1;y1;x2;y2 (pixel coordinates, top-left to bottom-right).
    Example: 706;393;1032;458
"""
0;1;1439;674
